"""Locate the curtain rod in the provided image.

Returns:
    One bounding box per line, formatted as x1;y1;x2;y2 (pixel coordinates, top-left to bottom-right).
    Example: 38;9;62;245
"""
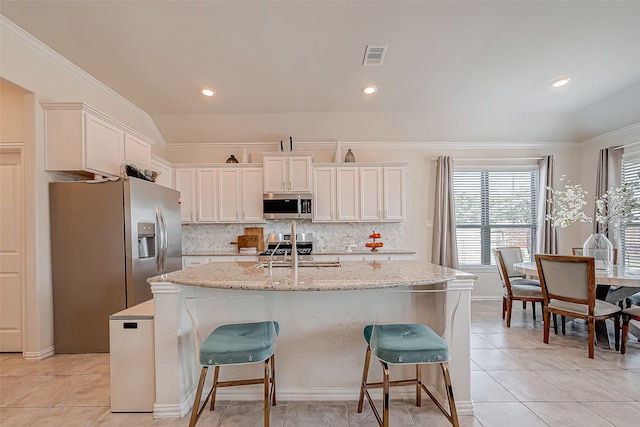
613;144;630;151
430;157;543;161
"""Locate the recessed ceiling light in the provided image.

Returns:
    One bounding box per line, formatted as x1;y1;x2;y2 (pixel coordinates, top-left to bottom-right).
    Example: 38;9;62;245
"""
362;85;377;95
201;88;215;97
550;77;571;88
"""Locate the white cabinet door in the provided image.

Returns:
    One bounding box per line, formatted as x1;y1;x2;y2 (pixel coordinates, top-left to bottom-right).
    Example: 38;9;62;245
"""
197;168;219;222
218;168;241;222
288;156;312;193
84;112;124;176
151;158;173;189
241;168;264;222
124;133;151;169
336;167;359;221
175;168;196;222
313;167;335;221
360;167;383;221
263;157;287;193
263;155;312;193
383;167;405;221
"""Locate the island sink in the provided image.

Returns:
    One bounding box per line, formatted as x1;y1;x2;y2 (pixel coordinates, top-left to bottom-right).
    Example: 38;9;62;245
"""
252;260;342;269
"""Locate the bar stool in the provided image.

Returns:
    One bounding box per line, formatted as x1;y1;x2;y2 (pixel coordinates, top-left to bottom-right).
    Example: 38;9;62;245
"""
621;306;640;354
357;288;460;427
184;295;278;427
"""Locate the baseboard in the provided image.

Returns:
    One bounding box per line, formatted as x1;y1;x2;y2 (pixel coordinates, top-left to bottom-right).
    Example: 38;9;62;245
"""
23;346;55;360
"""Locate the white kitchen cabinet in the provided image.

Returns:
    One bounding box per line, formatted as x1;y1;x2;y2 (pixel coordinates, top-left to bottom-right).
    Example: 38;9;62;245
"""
263;154;312;193
383;167;405;221
196;168;219;222
360;167;383;221
183;256;212;268
42;103;154;178
124;133;152;169
241;167;264;222
151;156;173;189
312;167;336;221
174;168;196;222
175;165;263;224
312;163;406;223
336;167;359;221
219;167;264;223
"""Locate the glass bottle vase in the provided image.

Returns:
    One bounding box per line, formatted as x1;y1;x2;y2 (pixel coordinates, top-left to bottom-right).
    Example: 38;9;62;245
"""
582;233;614;270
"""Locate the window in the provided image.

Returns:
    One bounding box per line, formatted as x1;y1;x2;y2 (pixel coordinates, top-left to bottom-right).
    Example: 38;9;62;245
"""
621;153;640;266
454;168;538;266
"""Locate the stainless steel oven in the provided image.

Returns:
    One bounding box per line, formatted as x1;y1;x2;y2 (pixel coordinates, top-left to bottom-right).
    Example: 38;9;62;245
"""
263;193;312;219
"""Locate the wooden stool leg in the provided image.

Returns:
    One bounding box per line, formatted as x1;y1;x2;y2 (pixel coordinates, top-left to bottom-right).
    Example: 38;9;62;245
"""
416;364;422;407
622;316;629;354
270;354;277;406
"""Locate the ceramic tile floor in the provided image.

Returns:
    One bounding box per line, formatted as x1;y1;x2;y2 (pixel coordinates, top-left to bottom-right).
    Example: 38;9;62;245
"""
2;300;640;426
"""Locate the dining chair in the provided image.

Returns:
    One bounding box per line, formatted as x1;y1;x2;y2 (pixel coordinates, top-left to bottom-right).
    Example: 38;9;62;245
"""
184;295;279;427
357;288;460;427
493;249;543;327
535;254;621;358
572;247;638;308
621;306;640;354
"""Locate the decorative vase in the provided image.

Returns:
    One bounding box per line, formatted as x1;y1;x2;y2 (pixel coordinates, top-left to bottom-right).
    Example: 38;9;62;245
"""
582;233;614;270
344;149;355;162
334;140;342;163
242;147;248;163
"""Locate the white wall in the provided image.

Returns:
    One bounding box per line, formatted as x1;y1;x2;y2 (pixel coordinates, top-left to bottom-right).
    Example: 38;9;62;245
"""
0;17;167;358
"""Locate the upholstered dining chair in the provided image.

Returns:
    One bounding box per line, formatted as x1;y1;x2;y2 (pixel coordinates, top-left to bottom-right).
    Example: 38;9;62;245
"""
357;288;460;427
621;306;640;354
184;295;279;427
493;249;543;327
535;254;621;358
572;247;638;309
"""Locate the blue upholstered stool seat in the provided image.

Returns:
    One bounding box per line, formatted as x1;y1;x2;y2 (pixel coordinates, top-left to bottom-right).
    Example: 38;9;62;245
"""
200;321;280;366
364;323;449;365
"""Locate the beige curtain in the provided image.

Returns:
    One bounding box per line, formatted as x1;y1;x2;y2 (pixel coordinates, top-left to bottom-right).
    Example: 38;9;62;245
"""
594;147;622;247
431;156;458;268
537;155;558;254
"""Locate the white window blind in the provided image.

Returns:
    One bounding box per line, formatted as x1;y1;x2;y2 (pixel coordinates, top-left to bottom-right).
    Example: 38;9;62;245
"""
454;169;538;266
621;153;640;266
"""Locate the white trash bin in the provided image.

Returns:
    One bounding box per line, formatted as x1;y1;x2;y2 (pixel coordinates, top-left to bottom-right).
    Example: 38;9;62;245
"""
109;299;155;412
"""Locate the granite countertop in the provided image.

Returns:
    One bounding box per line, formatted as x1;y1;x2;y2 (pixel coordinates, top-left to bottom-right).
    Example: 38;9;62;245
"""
148;260;476;291
182;249;416;257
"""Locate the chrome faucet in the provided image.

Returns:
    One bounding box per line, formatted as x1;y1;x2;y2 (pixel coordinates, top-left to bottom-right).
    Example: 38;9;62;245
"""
291;220;298;273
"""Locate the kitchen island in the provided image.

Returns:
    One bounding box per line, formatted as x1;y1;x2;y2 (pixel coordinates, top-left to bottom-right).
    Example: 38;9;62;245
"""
148;260;475;419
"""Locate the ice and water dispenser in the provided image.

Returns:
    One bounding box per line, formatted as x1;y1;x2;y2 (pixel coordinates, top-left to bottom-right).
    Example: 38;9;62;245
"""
137;222;155;259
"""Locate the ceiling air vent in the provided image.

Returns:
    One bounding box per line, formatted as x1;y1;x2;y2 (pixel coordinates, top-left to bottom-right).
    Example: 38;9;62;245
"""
362;45;388;67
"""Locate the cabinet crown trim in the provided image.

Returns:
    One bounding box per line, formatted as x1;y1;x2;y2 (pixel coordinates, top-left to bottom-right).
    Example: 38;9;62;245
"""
313;162;407;167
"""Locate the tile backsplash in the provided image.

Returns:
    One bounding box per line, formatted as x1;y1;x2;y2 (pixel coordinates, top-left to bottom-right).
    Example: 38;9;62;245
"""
182;221;404;254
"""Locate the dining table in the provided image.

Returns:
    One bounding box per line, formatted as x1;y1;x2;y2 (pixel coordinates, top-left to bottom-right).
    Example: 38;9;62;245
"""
514;261;640;349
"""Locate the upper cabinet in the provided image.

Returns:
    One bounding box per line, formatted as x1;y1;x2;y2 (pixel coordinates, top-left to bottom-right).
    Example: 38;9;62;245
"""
312;164;406;223
262;153;312;193
42;103;153;178
174;165;264;224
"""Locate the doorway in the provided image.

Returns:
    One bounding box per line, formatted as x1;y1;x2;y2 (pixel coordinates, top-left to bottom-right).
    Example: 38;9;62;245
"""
0;147;24;351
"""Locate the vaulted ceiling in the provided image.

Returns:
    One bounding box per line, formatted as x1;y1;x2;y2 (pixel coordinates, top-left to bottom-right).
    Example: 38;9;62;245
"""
2;1;640;145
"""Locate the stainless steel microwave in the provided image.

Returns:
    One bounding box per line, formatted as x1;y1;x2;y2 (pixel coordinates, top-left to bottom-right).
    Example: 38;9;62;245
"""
263;193;312;219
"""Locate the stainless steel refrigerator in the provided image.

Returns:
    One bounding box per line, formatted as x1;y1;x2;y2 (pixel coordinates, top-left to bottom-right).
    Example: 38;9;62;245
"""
49;177;182;353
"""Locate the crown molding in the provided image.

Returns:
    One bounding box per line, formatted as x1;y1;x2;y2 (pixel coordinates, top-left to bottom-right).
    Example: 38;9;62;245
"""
166;140;578;150
1;15;166;147
580;121;640;148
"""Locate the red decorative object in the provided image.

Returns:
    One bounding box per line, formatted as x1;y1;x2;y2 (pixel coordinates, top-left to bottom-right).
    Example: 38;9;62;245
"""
365;231;383;252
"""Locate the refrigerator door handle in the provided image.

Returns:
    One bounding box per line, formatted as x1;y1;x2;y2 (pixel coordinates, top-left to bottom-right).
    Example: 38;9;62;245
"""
156;209;166;272
160;208;169;271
